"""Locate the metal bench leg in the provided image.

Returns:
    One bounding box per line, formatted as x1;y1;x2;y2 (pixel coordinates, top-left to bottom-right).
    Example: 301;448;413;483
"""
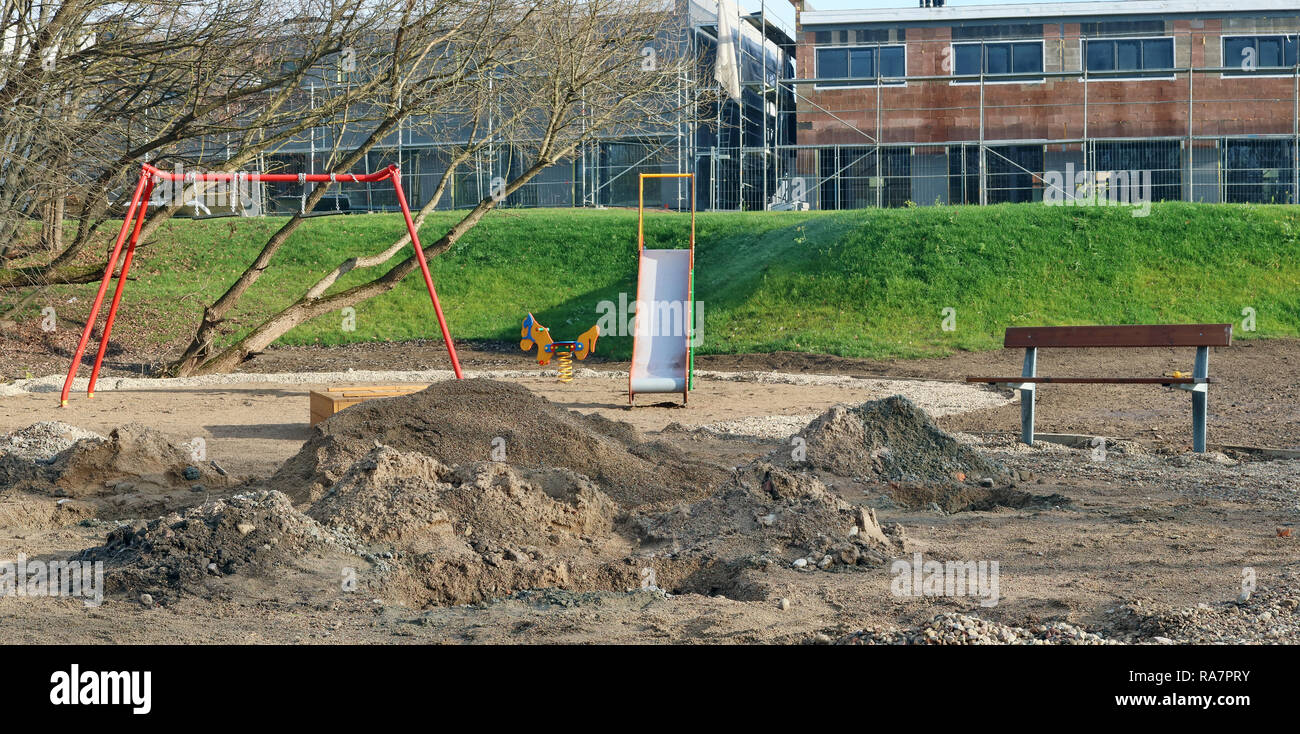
1192;345;1208;453
1021;347;1037;446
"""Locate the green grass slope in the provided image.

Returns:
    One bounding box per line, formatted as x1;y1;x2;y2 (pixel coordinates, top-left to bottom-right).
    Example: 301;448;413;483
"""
13;202;1298;361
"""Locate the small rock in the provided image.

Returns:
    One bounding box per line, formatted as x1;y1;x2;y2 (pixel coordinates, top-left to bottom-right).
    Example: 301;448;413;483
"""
758;513;776;527
235;522;255;536
979;477;995;488
778;598;790;611
207;563;219;575
190;484;205;493
792;558;808;568
181;466;201;481
813;633;833;645
139;593;154;607
818;555;833;569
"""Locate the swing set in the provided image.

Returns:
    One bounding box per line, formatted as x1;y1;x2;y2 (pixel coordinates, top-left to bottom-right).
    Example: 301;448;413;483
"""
59;162;463;406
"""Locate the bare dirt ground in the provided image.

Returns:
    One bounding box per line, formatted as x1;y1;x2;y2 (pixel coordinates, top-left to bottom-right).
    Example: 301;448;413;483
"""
1;339;1297;644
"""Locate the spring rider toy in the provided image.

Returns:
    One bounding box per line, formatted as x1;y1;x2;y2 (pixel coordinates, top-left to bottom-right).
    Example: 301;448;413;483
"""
520;313;599;383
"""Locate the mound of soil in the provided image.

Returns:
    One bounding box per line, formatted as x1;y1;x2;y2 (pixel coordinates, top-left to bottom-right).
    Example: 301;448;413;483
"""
269;379;727;508
308;446;620;556
1;423;230;498
633;461;904;572
304;446;627;607
289;446;904;607
76;490;343;601
0;421;104;460
0;495;96;531
788;396;1007;484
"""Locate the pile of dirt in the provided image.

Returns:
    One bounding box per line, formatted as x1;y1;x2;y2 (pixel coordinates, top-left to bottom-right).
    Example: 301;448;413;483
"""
290;446;902;607
269;379;727;508
304;446;628;607
308;446;620;556
0;421;104;460
785;396;1007;484
632;462;905;576
76;490;346;602
0;423;230;498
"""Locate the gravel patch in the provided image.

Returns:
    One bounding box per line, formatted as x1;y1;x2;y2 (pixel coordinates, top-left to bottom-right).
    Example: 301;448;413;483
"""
840;612;1116;645
966;432;1300;513
0;421;105;461
691;414;819;440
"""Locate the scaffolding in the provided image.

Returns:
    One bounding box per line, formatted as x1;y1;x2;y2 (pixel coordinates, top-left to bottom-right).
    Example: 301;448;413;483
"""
239;15;1299;213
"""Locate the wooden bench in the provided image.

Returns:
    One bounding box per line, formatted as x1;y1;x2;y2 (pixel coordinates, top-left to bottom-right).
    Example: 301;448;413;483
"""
966;324;1232;453
309;385;428;425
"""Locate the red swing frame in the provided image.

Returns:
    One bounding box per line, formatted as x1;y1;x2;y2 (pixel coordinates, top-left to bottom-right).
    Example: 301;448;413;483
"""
59;162;463;406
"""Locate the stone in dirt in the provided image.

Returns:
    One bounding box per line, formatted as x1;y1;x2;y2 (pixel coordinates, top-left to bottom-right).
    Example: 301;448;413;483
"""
269;379;728;508
784;395;1008;484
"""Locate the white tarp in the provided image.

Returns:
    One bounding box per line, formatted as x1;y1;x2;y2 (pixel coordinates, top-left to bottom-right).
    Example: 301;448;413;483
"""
714;0;743;102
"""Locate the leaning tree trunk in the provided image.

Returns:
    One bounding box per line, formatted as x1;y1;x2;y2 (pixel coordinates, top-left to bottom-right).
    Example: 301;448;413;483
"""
173;173;526;376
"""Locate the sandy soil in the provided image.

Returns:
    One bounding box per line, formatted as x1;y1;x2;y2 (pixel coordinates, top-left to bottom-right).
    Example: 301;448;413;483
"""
1;342;1298;644
0;371;1005;478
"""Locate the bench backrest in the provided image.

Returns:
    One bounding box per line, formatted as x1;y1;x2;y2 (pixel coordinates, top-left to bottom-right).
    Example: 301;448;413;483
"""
1004;324;1232;349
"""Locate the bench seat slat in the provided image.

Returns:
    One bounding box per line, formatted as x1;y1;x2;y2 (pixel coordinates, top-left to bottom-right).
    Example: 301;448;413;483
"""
1004;324;1231;348
965;376;1215;384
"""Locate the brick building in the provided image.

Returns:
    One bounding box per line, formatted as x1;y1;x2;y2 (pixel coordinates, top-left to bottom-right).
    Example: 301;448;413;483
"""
789;0;1299;207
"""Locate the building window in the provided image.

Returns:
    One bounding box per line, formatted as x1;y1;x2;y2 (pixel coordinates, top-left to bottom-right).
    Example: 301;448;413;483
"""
1083;37;1175;79
951;23;1042;41
1080;21;1165;37
1223;35;1298;76
952;41;1043;83
947;144;1044;204
815;45;905;87
1221;138;1296;204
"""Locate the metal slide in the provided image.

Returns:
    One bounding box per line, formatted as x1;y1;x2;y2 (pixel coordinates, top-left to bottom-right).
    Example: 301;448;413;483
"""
628;173;695;405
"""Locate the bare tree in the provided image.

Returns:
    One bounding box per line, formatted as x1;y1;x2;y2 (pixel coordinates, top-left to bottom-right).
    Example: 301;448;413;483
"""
168;0;527;372
168;0;706;375
0;0;421;290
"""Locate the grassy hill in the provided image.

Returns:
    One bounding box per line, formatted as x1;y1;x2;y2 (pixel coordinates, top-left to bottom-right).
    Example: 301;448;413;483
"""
10;202;1299;361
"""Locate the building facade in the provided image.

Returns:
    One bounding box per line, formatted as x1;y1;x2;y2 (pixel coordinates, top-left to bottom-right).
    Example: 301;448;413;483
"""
790;0;1299;208
253;0;793;215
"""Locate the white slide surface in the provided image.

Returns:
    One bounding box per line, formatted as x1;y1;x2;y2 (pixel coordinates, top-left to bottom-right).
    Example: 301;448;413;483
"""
629;249;691;394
